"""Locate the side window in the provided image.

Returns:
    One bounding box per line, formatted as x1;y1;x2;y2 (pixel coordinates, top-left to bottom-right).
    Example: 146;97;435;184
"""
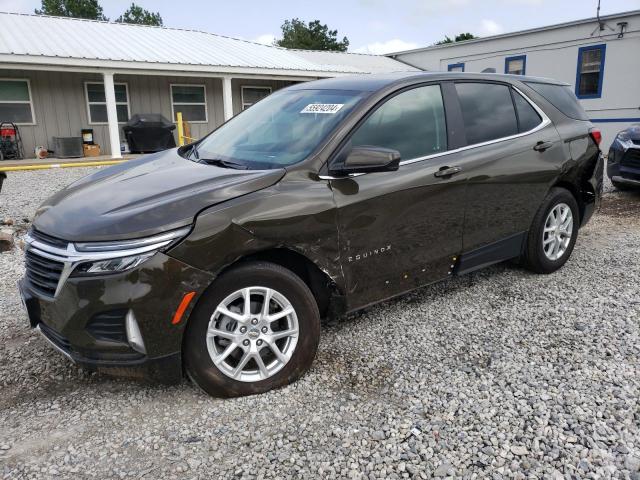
576;44;605;99
455;82;518;145
0;79;35;124
525;82;589;121
171;85;207;123
350;84;447;161
241;86;272;110
505;55;526;75
512;90;542;132
85;82;130;124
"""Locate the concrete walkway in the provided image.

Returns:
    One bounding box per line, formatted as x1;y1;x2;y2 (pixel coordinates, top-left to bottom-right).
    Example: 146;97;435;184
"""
0;154;142;169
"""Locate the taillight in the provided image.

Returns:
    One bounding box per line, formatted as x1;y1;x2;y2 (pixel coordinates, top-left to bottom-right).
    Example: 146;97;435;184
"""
589;128;602;146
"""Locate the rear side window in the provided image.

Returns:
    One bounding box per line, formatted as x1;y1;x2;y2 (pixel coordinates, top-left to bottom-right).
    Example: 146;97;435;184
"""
512;90;542;132
524;82;589;121
455;82;518;145
350;84;447;160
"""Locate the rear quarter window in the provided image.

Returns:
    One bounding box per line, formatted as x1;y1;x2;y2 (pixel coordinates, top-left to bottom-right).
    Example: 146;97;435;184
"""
524;82;589;121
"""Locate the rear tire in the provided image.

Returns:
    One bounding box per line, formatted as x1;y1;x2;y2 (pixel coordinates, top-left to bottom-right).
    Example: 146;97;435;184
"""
184;261;320;397
523;188;579;274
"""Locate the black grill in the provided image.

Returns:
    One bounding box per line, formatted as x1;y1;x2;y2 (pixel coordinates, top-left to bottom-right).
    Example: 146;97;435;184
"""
30;229;68;249
39;322;72;352
25;249;64;297
621;149;640;169
86;310;129;343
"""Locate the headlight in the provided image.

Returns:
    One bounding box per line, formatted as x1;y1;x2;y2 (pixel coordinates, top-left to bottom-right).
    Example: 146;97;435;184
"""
72;252;156;276
68;226;191;277
616;130;631;142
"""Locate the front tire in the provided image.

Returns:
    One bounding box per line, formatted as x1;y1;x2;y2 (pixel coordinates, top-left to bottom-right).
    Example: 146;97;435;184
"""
184;261;320;397
523;188;579;274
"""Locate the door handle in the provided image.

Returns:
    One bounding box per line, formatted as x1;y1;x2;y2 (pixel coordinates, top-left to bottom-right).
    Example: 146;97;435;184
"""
533;141;553;152
434;166;462;178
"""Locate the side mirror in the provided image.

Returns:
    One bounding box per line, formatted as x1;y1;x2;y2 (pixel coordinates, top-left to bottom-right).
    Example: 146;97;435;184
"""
332;146;401;175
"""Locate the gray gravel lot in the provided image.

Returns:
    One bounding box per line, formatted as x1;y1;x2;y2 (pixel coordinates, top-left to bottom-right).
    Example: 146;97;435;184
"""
1;167;639;479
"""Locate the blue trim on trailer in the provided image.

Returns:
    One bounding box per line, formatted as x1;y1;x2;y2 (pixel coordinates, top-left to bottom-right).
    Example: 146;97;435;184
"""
504;55;526;75
448;62;465;72
575;44;606;99
590;118;640;123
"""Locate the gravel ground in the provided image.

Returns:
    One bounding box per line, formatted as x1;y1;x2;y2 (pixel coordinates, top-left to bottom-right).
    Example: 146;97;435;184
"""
1;167;639;479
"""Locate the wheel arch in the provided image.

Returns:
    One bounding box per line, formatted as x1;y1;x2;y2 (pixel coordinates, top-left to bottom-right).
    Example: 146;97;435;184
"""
549;180;583;223
231;248;344;319
189;247;345;321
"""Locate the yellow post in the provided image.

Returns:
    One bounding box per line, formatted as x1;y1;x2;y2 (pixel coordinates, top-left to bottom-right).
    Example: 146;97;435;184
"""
176;111;185;146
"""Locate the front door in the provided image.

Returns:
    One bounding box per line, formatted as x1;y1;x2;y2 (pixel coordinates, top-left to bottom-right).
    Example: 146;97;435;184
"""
327;83;466;310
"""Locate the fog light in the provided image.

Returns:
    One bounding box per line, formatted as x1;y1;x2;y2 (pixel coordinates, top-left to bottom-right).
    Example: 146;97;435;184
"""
125;310;146;354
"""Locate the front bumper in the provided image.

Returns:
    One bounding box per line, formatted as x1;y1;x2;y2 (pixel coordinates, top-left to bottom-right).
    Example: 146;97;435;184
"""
607;145;640;186
19;252;213;383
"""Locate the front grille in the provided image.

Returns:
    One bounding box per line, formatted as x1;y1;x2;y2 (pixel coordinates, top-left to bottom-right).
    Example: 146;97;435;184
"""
25;249;64;297
30;229;68;249
39;322;72;352
86;310;128;343
621;148;640;169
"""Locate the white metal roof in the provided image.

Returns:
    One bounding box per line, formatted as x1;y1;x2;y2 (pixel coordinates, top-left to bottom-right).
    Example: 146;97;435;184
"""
291;49;419;74
0;12;411;76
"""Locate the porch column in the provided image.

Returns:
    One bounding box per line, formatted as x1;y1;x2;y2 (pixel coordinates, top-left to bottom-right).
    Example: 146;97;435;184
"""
222;76;233;121
103;72;122;159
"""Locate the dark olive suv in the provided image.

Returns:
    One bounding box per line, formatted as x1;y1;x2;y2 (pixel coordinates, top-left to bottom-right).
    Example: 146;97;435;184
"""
19;73;603;397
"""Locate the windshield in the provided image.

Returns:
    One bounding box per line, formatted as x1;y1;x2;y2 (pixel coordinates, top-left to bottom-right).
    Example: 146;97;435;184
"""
192;89;366;169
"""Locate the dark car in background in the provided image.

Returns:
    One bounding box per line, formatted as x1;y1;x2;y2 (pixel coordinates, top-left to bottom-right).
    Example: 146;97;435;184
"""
18;72;603;397
607;124;640;190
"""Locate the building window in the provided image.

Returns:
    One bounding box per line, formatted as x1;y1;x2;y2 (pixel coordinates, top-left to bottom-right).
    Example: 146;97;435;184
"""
575;44;606;99
448;63;465;72
171;84;207;123
241;86;272;110
505;55;526;75
0;79;35;124
85;82;130;124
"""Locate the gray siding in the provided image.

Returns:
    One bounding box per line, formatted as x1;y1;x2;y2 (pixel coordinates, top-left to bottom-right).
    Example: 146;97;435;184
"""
0;70;227;156
0;70;303;158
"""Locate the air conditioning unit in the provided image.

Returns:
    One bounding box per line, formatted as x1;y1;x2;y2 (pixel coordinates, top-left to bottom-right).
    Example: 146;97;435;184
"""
52;137;84;158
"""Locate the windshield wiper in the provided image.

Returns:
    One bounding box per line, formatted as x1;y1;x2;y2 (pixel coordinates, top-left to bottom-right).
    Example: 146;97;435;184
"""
198;158;249;170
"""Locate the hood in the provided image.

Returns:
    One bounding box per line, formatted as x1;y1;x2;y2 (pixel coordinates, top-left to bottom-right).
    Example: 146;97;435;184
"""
626;124;640;142
33;149;285;241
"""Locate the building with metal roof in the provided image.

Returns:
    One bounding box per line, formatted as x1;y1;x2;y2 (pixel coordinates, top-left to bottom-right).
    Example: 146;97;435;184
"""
0;12;417;158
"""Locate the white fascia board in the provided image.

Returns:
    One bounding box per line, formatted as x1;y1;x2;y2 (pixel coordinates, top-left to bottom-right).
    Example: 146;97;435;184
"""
0;55;357;78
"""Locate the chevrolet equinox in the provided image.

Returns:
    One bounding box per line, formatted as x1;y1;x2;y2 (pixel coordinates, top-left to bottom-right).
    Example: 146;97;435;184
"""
19;73;603;397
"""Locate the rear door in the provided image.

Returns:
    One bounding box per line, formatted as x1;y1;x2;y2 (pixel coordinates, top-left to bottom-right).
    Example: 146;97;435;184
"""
327;83;467;310
451;81;565;255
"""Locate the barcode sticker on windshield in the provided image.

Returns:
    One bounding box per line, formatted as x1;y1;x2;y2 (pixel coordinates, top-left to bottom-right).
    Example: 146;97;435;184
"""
301;103;344;114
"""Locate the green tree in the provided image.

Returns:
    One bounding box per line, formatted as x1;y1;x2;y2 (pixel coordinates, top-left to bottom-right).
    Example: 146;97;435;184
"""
275;18;349;51
35;0;107;20
435;33;477;45
116;3;163;26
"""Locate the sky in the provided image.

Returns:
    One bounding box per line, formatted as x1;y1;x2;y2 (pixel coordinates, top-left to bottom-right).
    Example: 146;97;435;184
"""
1;0;639;54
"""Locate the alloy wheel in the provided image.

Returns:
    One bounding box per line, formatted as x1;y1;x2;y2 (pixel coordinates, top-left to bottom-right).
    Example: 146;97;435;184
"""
542;202;573;261
206;286;299;383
